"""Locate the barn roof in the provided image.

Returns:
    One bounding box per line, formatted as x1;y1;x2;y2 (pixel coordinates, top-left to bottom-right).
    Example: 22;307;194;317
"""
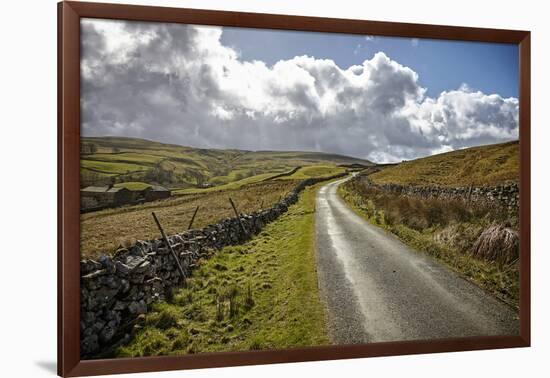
150;185;170;192
81;186;109;193
81;186;129;193
107;187;129;193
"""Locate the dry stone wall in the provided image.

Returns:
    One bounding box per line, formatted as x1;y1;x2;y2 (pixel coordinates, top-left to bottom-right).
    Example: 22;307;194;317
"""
361;177;519;212
79;173;346;357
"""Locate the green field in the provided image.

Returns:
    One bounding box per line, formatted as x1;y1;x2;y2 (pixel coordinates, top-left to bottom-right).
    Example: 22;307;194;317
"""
173;172;284;195
370;141;519;187
85;152;164;165
113;181;153;191
81;159;149;175
80;136;371;189
116;183;330;357
173;166;345;195
281;165;346;180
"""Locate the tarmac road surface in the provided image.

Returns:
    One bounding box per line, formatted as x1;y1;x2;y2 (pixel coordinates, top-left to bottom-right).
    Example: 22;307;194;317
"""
315;177;519;344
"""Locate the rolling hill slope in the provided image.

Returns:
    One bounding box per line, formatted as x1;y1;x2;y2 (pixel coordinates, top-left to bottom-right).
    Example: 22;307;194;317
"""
369;141;519;187
80;136;372;189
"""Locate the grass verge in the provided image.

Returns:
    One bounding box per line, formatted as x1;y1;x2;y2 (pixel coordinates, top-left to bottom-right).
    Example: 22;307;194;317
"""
116;184;329;357
337;181;519;309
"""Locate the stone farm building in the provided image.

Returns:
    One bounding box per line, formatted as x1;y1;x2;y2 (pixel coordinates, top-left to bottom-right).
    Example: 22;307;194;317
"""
145;185;172;201
81;185;171;212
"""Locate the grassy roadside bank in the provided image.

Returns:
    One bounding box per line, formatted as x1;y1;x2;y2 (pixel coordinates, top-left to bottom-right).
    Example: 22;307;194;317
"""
116;183;330;357
368;140;519;187
337;181;519;309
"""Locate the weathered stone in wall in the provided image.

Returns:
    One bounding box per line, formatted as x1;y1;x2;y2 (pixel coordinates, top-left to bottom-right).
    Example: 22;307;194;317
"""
129;274;145;284
81;260;102;275
81;311;96;326
113;300;127;311
99;275;120;289
91;286;119;308
115;261;130;276
120;279;130;294
81;334;99;355
361;178;519;212
99;323;117;344
128;300;147;315
98;255;116;274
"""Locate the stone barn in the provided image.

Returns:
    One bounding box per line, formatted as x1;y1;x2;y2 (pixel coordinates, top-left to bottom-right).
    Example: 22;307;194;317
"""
81;186;133;210
108;186;133;205
144;185;171;201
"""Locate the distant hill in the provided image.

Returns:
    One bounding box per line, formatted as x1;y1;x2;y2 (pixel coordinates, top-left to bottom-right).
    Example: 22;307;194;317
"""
80;136;372;189
369;141;519;187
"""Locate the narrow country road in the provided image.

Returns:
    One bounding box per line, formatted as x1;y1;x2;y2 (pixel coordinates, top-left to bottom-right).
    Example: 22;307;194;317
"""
315;177;519;344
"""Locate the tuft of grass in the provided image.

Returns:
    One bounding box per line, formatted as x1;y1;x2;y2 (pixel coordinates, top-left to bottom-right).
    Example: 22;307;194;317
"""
117;328;172;357
115;183;330;357
145;303;181;330
370;140;519;187
472;224;519;266
215;297;225;322
244;283;254;309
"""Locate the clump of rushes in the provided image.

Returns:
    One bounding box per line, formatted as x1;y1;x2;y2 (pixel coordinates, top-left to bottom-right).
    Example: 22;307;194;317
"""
215;296;224;322
164;287;174;304
472;224;519;266
228;294;239;318
244;283;254;309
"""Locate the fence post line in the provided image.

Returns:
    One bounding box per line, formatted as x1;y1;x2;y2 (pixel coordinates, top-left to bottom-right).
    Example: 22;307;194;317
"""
228;197;248;236
188;205;200;230
152;212;186;281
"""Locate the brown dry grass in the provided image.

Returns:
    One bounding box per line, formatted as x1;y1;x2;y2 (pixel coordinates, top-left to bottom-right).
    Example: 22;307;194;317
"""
81;180;298;259
370;140;519;187
342;180;512;232
472;224;519;266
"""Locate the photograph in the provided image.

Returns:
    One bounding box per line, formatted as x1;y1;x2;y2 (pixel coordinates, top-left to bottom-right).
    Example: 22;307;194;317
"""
78;17;521;359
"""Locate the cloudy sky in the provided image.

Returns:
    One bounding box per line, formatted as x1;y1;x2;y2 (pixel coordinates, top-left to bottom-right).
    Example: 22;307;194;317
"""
81;19;519;162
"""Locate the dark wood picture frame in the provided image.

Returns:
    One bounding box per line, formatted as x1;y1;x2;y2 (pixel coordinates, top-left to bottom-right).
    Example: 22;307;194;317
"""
58;1;531;376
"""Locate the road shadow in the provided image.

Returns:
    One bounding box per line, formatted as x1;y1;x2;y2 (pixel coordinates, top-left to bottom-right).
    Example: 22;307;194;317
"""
35;361;57;375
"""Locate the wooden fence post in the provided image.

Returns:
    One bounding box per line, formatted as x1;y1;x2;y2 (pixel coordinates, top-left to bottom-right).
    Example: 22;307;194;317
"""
228;197;248;236
152;212;186;281
188;206;200;230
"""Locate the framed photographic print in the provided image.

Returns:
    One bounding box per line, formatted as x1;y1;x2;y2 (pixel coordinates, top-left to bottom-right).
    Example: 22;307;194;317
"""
58;1;531;376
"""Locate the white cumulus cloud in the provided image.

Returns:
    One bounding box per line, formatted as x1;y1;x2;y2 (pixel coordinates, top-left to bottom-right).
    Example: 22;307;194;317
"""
81;19;518;162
